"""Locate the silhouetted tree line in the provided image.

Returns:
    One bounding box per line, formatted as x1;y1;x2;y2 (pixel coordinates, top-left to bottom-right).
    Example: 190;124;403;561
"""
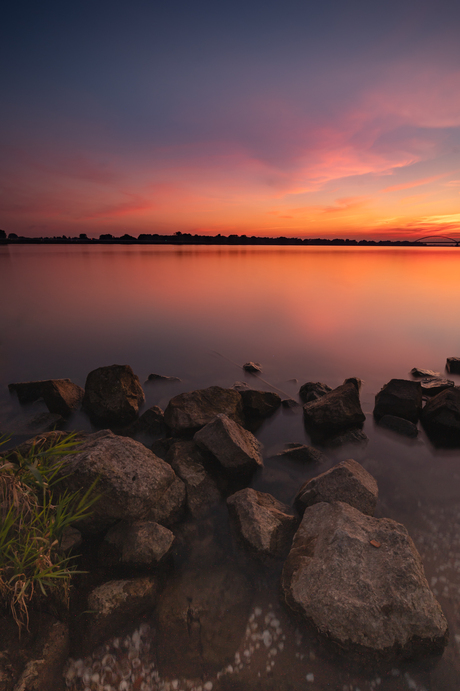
0;229;424;246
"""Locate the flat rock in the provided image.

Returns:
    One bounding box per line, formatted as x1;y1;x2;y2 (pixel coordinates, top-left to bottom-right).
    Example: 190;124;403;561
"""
239;388;281;421
299;381;332;403
243;361;262;373
446;357;460;374
100;520;175;566
83;577;159;655
57;430;186;531
164;386;244;435
420;377;455;396
294;459;378;516
227;488;297;559
8;378;84;417
155;565;253;678
378;414;419;438
411;367;441;378
167;440;221;518
374;378;422;423
420;386;460;447
303;380;365;442
194;414;263;476
82;364;145;426
281;501;448;660
276;444;327;464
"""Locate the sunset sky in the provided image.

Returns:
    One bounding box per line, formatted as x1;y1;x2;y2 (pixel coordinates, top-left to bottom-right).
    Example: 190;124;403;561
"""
2;0;460;240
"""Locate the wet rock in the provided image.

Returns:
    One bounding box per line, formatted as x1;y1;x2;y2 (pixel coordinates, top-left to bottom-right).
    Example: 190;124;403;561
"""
164;386;243;436
82;364;145;426
227;488;297;559
8;379;84;417
145;373;181;383
127;405;165;435
294;459;378;517
83;577;159;655
194;414;263;476
299;381;332;403
420;386;460;447
322;428;369;447
373;378;422;423
5;412;64;437
167;440;221;518
378;414;419;438
303;380;365;442
276;444;327;464
155;565;253;677
100;520;175;566
239;389;281;421
57;430;186;531
281;501;448;660
411;367;441;378
281;398;300;408
243;362;262;373
420;377;455;396
446;357;460;374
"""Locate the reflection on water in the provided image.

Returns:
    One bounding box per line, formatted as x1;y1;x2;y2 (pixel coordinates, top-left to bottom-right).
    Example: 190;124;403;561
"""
2;245;460;689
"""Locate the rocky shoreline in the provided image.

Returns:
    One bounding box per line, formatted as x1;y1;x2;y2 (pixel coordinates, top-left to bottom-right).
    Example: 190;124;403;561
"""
2;360;460;690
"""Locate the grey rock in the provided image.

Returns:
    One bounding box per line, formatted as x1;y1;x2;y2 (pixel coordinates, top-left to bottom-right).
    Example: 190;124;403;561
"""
299;381;332;403
167;440;221;518
446;357;460;374
82;364;145;426
374;378;422;423
294;459;378;516
239;388;281;420
8;378;84;417
57;430;186;531
281;502;448;660
420;386;460;447
420;377;455;396
101;520;175;566
146;373;181;383
243;361;262;373
194;414;263;476
84;577;158;655
227;488;297;559
303;380;365;442
164;386;244;436
378;414;419;438
276;444;327;464
155;566;253;678
411;367;441;378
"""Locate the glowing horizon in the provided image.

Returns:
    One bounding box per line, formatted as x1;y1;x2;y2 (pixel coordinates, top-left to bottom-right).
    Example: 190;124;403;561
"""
1;0;460;241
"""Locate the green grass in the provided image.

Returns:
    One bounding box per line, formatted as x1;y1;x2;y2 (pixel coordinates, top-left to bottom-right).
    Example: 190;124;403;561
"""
0;432;99;632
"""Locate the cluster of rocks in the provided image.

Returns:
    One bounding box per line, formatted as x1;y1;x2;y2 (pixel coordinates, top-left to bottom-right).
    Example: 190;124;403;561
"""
3;361;457;689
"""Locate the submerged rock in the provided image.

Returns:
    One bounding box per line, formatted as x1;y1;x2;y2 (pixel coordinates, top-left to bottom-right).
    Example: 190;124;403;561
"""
100;520;175;566
378;414;419;438
4;412;64;437
145;373;181;383
57;430;186;531
411;367;441;378
227;488;297;560
299;381;332;403
281;501;448;660
303;380;365;442
164;386;243;435
276;444;327;464
374;378;422;423
243;362;262;373
194;413;263;476
294;459;378;517
420;386;460;447
239;388;281;421
82;364;145;426
8;378;84;417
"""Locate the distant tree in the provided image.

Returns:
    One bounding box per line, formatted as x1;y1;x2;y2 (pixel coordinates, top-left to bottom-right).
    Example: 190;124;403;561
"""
8;232;18;239
99;233;113;240
0;229;6;239
79;233;88;240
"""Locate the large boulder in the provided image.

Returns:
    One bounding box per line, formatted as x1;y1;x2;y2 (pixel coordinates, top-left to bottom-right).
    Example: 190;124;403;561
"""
167;440;221;518
281;501;448;660
155;565;253;677
58;430;186;531
8;379;84;417
100;520;175;567
227;488;297;559
420;386;460;447
194;414;263;476
294;459;378;517
303;380;365;442
373;379;422;423
238;388;281;421
164;386;244;435
82;364;145;426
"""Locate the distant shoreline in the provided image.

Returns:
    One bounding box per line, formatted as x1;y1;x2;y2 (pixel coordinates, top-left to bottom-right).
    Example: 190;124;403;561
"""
0;233;441;247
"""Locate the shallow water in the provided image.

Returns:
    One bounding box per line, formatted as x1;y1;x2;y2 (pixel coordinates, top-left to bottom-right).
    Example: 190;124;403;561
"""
2;244;460;689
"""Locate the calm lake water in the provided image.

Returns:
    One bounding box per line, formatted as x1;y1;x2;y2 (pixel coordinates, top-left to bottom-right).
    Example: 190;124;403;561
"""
2;244;460;690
